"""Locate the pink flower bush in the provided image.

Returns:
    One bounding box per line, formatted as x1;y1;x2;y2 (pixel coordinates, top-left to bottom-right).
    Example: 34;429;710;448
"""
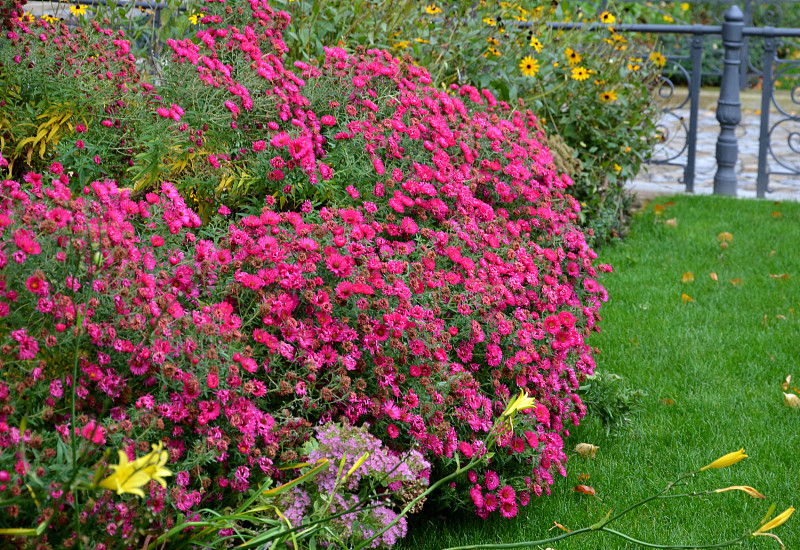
0;0;611;545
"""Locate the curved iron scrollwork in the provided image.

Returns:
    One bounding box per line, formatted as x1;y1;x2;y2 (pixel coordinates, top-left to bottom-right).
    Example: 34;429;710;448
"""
648;61;692;169
767;75;800;178
752;0;783;27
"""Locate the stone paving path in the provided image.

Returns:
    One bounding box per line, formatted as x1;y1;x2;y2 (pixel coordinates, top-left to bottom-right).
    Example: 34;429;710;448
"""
629;106;800;201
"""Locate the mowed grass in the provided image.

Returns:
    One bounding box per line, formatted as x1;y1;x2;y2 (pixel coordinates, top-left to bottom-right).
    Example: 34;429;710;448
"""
400;195;800;550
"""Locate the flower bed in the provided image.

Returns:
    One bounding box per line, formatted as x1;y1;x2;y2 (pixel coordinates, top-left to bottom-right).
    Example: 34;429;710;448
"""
0;0;608;546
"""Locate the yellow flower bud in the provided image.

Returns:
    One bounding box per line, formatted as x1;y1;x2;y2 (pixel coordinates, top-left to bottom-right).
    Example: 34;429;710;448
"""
755;507;795;533
714;485;765;499
699;448;747;471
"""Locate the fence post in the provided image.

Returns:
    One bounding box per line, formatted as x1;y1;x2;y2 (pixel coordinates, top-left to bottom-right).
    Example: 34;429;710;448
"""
756;28;777;198
713;4;744;196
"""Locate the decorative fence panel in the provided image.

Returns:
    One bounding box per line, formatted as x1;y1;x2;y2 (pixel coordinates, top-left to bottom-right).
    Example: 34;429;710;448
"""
551;1;800;197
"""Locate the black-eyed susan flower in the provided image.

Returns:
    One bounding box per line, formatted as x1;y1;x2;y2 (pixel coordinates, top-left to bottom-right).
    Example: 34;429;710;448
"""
530;37;543;53
393;40;410;50
424;4;441;15
681;2;690;10
599;11;615;24
519;55;540;77
483;16;496;26
570;66;591;81
649;51;667;68
627;58;642;71
600;89;618;102
69;4;88;17
188;13;201;24
565;47;581;66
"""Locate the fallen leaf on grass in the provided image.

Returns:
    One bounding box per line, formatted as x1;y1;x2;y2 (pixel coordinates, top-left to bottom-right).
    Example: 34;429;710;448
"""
681;293;694;303
665;217;677;227
718;232;734;242
769;273;790;281
773;211;783;218
654;204;665;215
578;473;590;483
665;201;675;206
769;250;776;256
682;272;695;283
551;522;571;533
575;443;599;458
781;375;792;391
776;314;786;321
710;272;719;282
783;393;800;408
730;278;744;286
661;398;676;406
573;485;596;495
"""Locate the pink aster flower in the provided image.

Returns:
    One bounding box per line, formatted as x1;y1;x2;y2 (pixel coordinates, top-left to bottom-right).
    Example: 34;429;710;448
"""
485;470;500;491
469;485;484;508
500;500;518;518
543;315;561;334
498;485;516;504
25;275;49;297
11;328;38;360
79;420;106;445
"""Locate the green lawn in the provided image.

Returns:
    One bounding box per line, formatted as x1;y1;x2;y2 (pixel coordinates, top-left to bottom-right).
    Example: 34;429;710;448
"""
400;195;800;550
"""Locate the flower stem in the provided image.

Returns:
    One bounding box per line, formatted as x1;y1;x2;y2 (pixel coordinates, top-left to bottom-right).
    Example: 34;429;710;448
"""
443;527;594;550
599;527;746;549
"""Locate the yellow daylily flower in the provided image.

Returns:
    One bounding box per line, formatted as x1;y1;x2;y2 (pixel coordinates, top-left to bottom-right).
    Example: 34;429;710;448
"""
755;507;795;533
699;448;747;471
99;442;171;498
502;390;535;417
714;485;766;499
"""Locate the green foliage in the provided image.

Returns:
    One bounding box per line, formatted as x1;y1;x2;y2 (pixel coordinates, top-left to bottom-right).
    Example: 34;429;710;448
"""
578;371;646;436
